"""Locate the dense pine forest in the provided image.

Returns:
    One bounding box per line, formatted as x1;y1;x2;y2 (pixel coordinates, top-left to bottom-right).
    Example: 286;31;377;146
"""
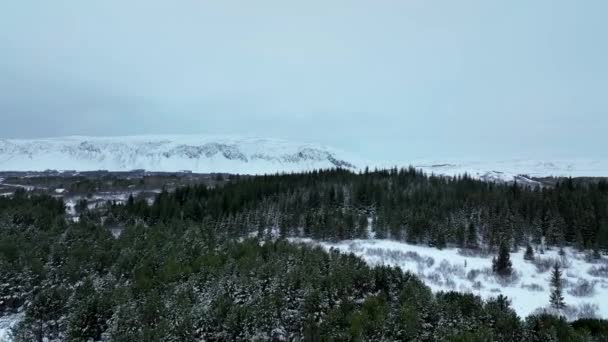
112;168;608;251
2;168;608;341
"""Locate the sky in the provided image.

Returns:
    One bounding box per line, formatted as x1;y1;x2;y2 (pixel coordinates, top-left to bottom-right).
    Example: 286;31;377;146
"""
1;0;607;160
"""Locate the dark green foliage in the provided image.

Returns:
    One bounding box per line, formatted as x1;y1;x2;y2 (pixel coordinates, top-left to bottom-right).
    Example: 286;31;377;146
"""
550;263;566;310
2;171;608;341
571;319;608;340
105;168;608;251
467;222;479;249
524;244;535;261
493;242;513;277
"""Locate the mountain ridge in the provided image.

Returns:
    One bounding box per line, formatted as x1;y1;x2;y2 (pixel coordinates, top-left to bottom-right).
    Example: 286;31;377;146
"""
0;135;357;174
1;135;607;180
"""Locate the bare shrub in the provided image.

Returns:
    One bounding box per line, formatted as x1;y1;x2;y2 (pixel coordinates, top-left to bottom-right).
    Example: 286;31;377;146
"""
532;303;598;321
521;283;544;292
458;248;491;258
425;272;443;286
365;248;435;269
560;255;572;269
496;271;520;287
566;271;579;278
467;269;481;282
403;251;435;268
588;265;608;278
576;303;599;319
531;307;554;316
562;305;579;320
567;279;597;297
533;257;561;273
472;281;483;290
437;260;466;278
347;242;364;253
560;278;573;289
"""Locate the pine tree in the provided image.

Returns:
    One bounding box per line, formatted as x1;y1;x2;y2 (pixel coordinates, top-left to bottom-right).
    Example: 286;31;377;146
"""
550;263;566;311
492;242;513;277
456;223;466;248
467;222;478;249
524;244;534;261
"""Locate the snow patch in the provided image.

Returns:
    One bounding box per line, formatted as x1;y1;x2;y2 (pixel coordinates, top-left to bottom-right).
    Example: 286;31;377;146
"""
0;312;24;342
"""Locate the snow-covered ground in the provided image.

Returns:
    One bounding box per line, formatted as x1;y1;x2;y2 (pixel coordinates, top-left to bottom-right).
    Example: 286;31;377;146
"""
290;238;608;320
0;312;23;342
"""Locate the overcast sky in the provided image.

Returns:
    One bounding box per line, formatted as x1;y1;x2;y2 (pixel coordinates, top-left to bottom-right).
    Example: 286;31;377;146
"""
1;0;606;160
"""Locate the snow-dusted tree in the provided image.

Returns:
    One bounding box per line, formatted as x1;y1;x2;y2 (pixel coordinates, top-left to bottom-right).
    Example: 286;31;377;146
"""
467;222;478;249
524;244;535;261
492;242;513;277
550;263;566;311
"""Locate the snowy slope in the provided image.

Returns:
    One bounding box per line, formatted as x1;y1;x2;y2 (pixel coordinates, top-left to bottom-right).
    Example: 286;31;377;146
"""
408;159;608;181
0;135;358;174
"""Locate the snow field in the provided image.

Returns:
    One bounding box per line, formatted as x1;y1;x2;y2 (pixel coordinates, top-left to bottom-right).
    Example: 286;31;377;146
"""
290;238;608;320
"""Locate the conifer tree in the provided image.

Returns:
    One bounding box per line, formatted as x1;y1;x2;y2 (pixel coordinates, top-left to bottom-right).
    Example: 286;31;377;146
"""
524;244;535;261
550;263;566;311
467;222;478;249
492;241;513;277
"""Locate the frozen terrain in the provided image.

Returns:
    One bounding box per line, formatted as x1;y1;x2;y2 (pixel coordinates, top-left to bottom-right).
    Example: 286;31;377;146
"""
291;238;608;320
407;159;608;183
0;313;23;342
0;135;357;174
1;136;607;180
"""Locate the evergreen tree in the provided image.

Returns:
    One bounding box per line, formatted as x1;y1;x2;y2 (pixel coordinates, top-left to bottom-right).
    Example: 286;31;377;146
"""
492;242;513;277
467;222;478;249
524;244;535;261
550;263;566;311
455;223;466;248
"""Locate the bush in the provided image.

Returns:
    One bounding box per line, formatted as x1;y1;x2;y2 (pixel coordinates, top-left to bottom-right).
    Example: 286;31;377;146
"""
365;249;434;270
471;281;483;290
520;283;544;292
425;272;443;286
533;257;560;273
495;271;520;287
437;260;465;278
567;279;596;297
575;304;599;320
467;269;481;282
588;265;608;278
458;248;490;258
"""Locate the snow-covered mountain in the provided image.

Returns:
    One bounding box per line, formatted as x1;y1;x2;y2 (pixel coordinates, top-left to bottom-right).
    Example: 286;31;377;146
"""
0;135;606;180
406;159;608;183
0;135;358;174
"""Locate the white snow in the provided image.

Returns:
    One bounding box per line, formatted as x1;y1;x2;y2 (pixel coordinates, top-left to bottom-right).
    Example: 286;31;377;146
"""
1;136;607;179
404;159;608;182
290;238;608;320
0;135;358;174
0;312;23;342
